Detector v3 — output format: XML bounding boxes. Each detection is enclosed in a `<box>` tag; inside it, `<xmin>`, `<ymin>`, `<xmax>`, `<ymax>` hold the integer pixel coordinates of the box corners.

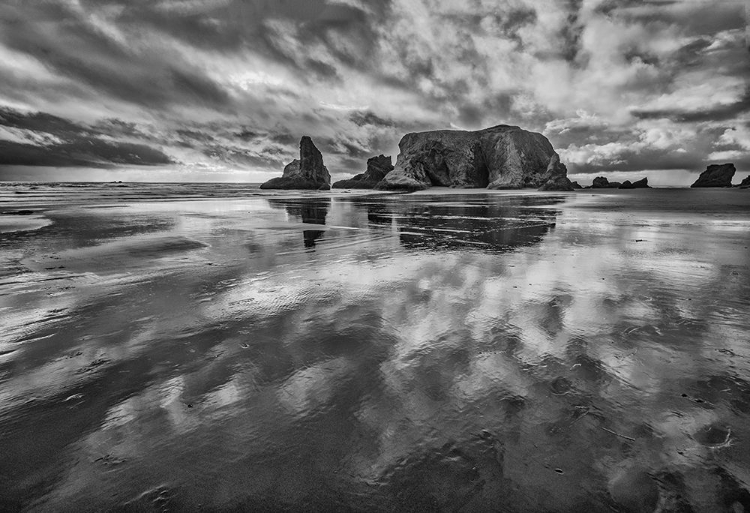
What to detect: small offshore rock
<box><xmin>591</xmin><ymin>176</ymin><xmax>621</xmax><ymax>189</ymax></box>
<box><xmin>332</xmin><ymin>155</ymin><xmax>393</xmax><ymax>189</ymax></box>
<box><xmin>617</xmin><ymin>178</ymin><xmax>650</xmax><ymax>189</ymax></box>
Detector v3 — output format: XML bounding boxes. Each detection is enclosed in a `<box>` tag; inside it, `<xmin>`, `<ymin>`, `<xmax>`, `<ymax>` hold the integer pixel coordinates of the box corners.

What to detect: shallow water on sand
<box><xmin>1</xmin><ymin>184</ymin><xmax>750</xmax><ymax>512</ymax></box>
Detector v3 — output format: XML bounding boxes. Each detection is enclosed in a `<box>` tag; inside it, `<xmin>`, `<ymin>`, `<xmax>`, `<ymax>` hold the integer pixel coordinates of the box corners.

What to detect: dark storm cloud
<box><xmin>350</xmin><ymin>112</ymin><xmax>397</xmax><ymax>129</ymax></box>
<box><xmin>0</xmin><ymin>108</ymin><xmax>173</xmax><ymax>167</ymax></box>
<box><xmin>93</xmin><ymin>119</ymin><xmax>152</xmax><ymax>140</ymax></box>
<box><xmin>572</xmin><ymin>148</ymin><xmax>750</xmax><ymax>175</ymax></box>
<box><xmin>0</xmin><ymin>140</ymin><xmax>173</xmax><ymax>168</ymax></box>
<box><xmin>559</xmin><ymin>0</ymin><xmax>585</xmax><ymax>63</ymax></box>
<box><xmin>175</xmin><ymin>129</ymin><xmax>217</xmax><ymax>145</ymax></box>
<box><xmin>0</xmin><ymin>109</ymin><xmax>91</xmax><ymax>138</ymax></box>
<box><xmin>234</xmin><ymin>129</ymin><xmax>263</xmax><ymax>141</ymax></box>
<box><xmin>0</xmin><ymin>2</ymin><xmax>231</xmax><ymax>110</ymax></box>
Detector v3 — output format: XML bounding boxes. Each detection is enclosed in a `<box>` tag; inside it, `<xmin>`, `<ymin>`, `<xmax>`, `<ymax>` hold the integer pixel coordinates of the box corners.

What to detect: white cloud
<box><xmin>707</xmin><ymin>150</ymin><xmax>745</xmax><ymax>161</ymax></box>
<box><xmin>717</xmin><ymin>126</ymin><xmax>750</xmax><ymax>151</ymax></box>
<box><xmin>0</xmin><ymin>126</ymin><xmax>64</xmax><ymax>146</ymax></box>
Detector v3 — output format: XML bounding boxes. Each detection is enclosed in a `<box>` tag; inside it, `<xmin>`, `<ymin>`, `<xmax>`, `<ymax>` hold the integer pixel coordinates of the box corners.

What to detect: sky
<box><xmin>0</xmin><ymin>0</ymin><xmax>748</xmax><ymax>185</ymax></box>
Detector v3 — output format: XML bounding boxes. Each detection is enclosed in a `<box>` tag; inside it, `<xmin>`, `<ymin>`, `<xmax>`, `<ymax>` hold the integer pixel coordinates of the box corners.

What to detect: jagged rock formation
<box><xmin>591</xmin><ymin>176</ymin><xmax>622</xmax><ymax>189</ymax></box>
<box><xmin>375</xmin><ymin>125</ymin><xmax>573</xmax><ymax>191</ymax></box>
<box><xmin>739</xmin><ymin>175</ymin><xmax>750</xmax><ymax>189</ymax></box>
<box><xmin>538</xmin><ymin>155</ymin><xmax>574</xmax><ymax>191</ymax></box>
<box><xmin>260</xmin><ymin>137</ymin><xmax>331</xmax><ymax>190</ymax></box>
<box><xmin>570</xmin><ymin>181</ymin><xmax>583</xmax><ymax>189</ymax></box>
<box><xmin>332</xmin><ymin>155</ymin><xmax>393</xmax><ymax>189</ymax></box>
<box><xmin>619</xmin><ymin>177</ymin><xmax>650</xmax><ymax>189</ymax></box>
<box><xmin>691</xmin><ymin>163</ymin><xmax>735</xmax><ymax>188</ymax></box>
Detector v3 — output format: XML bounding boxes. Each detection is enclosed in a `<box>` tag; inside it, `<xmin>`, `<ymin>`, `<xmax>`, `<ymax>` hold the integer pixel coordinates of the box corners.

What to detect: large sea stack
<box><xmin>691</xmin><ymin>163</ymin><xmax>735</xmax><ymax>188</ymax></box>
<box><xmin>375</xmin><ymin>125</ymin><xmax>573</xmax><ymax>191</ymax></box>
<box><xmin>260</xmin><ymin>137</ymin><xmax>331</xmax><ymax>190</ymax></box>
<box><xmin>332</xmin><ymin>155</ymin><xmax>393</xmax><ymax>189</ymax></box>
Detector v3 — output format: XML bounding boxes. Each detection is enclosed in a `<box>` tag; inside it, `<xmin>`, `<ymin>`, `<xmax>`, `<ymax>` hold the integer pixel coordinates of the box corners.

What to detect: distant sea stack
<box><xmin>739</xmin><ymin>175</ymin><xmax>750</xmax><ymax>189</ymax></box>
<box><xmin>591</xmin><ymin>176</ymin><xmax>622</xmax><ymax>189</ymax></box>
<box><xmin>332</xmin><ymin>155</ymin><xmax>393</xmax><ymax>189</ymax></box>
<box><xmin>375</xmin><ymin>125</ymin><xmax>574</xmax><ymax>191</ymax></box>
<box><xmin>619</xmin><ymin>177</ymin><xmax>650</xmax><ymax>189</ymax></box>
<box><xmin>691</xmin><ymin>163</ymin><xmax>735</xmax><ymax>188</ymax></box>
<box><xmin>260</xmin><ymin>137</ymin><xmax>331</xmax><ymax>190</ymax></box>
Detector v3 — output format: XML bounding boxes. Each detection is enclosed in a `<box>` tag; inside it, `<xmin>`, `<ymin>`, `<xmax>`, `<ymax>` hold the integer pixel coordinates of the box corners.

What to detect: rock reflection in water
<box><xmin>267</xmin><ymin>196</ymin><xmax>330</xmax><ymax>248</ymax></box>
<box><xmin>364</xmin><ymin>194</ymin><xmax>561</xmax><ymax>251</ymax></box>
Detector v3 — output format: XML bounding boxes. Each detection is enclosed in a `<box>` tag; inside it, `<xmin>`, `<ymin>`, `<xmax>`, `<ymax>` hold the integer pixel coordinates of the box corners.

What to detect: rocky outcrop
<box><xmin>538</xmin><ymin>155</ymin><xmax>574</xmax><ymax>191</ymax></box>
<box><xmin>375</xmin><ymin>125</ymin><xmax>573</xmax><ymax>191</ymax></box>
<box><xmin>570</xmin><ymin>181</ymin><xmax>583</xmax><ymax>189</ymax></box>
<box><xmin>591</xmin><ymin>177</ymin><xmax>622</xmax><ymax>189</ymax></box>
<box><xmin>618</xmin><ymin>178</ymin><xmax>650</xmax><ymax>189</ymax></box>
<box><xmin>592</xmin><ymin>177</ymin><xmax>608</xmax><ymax>188</ymax></box>
<box><xmin>260</xmin><ymin>137</ymin><xmax>331</xmax><ymax>190</ymax></box>
<box><xmin>691</xmin><ymin>163</ymin><xmax>735</xmax><ymax>188</ymax></box>
<box><xmin>739</xmin><ymin>175</ymin><xmax>750</xmax><ymax>189</ymax></box>
<box><xmin>332</xmin><ymin>155</ymin><xmax>393</xmax><ymax>189</ymax></box>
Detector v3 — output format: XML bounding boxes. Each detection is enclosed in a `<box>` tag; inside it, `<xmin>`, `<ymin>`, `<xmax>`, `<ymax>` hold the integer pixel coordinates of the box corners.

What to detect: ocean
<box><xmin>1</xmin><ymin>183</ymin><xmax>749</xmax><ymax>511</ymax></box>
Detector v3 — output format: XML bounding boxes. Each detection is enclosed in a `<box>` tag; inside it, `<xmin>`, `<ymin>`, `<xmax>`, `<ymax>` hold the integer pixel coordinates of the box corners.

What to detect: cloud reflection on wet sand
<box><xmin>0</xmin><ymin>187</ymin><xmax>749</xmax><ymax>511</ymax></box>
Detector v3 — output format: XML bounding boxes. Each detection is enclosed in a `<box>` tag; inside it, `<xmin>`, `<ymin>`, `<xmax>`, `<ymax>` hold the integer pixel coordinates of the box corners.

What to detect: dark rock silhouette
<box><xmin>260</xmin><ymin>137</ymin><xmax>331</xmax><ymax>190</ymax></box>
<box><xmin>538</xmin><ymin>155</ymin><xmax>574</xmax><ymax>191</ymax></box>
<box><xmin>618</xmin><ymin>178</ymin><xmax>650</xmax><ymax>189</ymax></box>
<box><xmin>691</xmin><ymin>163</ymin><xmax>735</xmax><ymax>188</ymax></box>
<box><xmin>570</xmin><ymin>181</ymin><xmax>583</xmax><ymax>189</ymax></box>
<box><xmin>592</xmin><ymin>177</ymin><xmax>607</xmax><ymax>188</ymax></box>
<box><xmin>737</xmin><ymin>175</ymin><xmax>750</xmax><ymax>189</ymax></box>
<box><xmin>591</xmin><ymin>177</ymin><xmax>621</xmax><ymax>189</ymax></box>
<box><xmin>332</xmin><ymin>155</ymin><xmax>393</xmax><ymax>189</ymax></box>
<box><xmin>376</xmin><ymin>125</ymin><xmax>573</xmax><ymax>191</ymax></box>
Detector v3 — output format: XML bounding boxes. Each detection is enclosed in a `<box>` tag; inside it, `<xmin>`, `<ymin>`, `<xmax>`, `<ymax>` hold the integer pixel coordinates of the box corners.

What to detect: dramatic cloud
<box><xmin>0</xmin><ymin>0</ymin><xmax>747</xmax><ymax>184</ymax></box>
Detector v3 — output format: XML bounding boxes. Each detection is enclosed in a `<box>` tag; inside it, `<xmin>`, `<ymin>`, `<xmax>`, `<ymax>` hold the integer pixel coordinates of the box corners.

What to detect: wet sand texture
<box><xmin>0</xmin><ymin>184</ymin><xmax>749</xmax><ymax>512</ymax></box>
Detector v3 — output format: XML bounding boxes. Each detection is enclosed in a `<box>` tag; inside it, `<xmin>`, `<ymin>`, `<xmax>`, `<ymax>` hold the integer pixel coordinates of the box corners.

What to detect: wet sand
<box><xmin>1</xmin><ymin>184</ymin><xmax>749</xmax><ymax>511</ymax></box>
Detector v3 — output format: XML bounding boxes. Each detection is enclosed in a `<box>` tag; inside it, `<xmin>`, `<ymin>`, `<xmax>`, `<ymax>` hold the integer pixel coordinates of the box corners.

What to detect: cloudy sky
<box><xmin>0</xmin><ymin>0</ymin><xmax>747</xmax><ymax>185</ymax></box>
